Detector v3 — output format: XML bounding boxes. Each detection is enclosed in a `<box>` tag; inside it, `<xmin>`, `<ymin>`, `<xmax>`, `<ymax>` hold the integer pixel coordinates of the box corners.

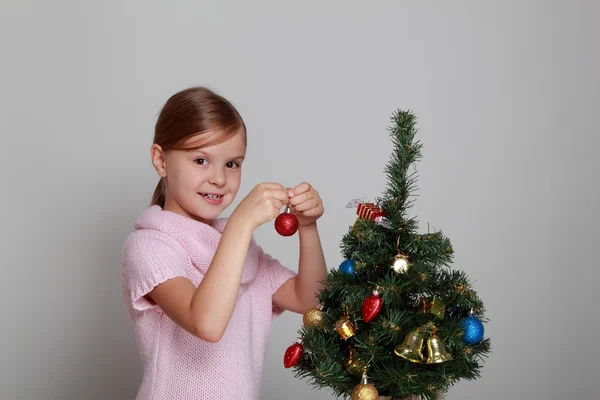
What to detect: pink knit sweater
<box><xmin>121</xmin><ymin>206</ymin><xmax>297</xmax><ymax>399</ymax></box>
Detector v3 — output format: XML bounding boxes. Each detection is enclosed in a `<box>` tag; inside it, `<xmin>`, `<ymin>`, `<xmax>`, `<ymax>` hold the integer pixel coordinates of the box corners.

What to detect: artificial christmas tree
<box><xmin>284</xmin><ymin>110</ymin><xmax>491</xmax><ymax>400</ymax></box>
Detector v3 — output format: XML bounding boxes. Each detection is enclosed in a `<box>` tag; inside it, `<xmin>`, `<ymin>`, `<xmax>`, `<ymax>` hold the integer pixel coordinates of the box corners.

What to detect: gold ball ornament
<box><xmin>391</xmin><ymin>253</ymin><xmax>410</xmax><ymax>273</ymax></box>
<box><xmin>352</xmin><ymin>372</ymin><xmax>379</xmax><ymax>400</ymax></box>
<box><xmin>351</xmin><ymin>384</ymin><xmax>378</xmax><ymax>400</ymax></box>
<box><xmin>303</xmin><ymin>305</ymin><xmax>324</xmax><ymax>328</ymax></box>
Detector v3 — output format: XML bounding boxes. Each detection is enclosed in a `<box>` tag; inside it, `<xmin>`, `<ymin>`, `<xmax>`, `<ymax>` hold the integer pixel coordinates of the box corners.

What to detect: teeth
<box><xmin>203</xmin><ymin>194</ymin><xmax>222</xmax><ymax>200</ymax></box>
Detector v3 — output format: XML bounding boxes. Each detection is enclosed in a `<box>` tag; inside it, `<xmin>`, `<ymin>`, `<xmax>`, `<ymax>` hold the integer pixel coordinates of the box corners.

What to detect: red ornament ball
<box><xmin>362</xmin><ymin>290</ymin><xmax>383</xmax><ymax>323</ymax></box>
<box><xmin>283</xmin><ymin>340</ymin><xmax>303</xmax><ymax>368</ymax></box>
<box><xmin>275</xmin><ymin>208</ymin><xmax>298</xmax><ymax>236</ymax></box>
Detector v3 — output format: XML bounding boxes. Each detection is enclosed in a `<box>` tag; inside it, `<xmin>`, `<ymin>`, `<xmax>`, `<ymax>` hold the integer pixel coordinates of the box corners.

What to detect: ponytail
<box><xmin>151</xmin><ymin>179</ymin><xmax>166</xmax><ymax>208</ymax></box>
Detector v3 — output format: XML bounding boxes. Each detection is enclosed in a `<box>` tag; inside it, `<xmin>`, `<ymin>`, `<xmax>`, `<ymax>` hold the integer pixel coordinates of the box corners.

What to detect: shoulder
<box><xmin>123</xmin><ymin>229</ymin><xmax>184</xmax><ymax>253</ymax></box>
<box><xmin>122</xmin><ymin>229</ymin><xmax>188</xmax><ymax>268</ymax></box>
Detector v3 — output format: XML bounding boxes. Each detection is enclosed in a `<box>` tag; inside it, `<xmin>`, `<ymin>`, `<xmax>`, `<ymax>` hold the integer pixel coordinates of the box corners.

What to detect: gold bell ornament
<box><xmin>352</xmin><ymin>371</ymin><xmax>379</xmax><ymax>400</ymax></box>
<box><xmin>394</xmin><ymin>329</ymin><xmax>425</xmax><ymax>363</ymax></box>
<box><xmin>425</xmin><ymin>334</ymin><xmax>453</xmax><ymax>364</ymax></box>
<box><xmin>303</xmin><ymin>304</ymin><xmax>324</xmax><ymax>328</ymax></box>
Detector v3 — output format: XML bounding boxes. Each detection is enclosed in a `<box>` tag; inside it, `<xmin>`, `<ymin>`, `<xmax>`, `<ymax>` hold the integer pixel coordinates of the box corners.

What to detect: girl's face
<box><xmin>155</xmin><ymin>131</ymin><xmax>246</xmax><ymax>223</ymax></box>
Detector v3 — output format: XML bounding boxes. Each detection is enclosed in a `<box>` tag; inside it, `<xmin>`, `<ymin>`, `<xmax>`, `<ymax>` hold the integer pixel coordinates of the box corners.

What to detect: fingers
<box><xmin>258</xmin><ymin>182</ymin><xmax>287</xmax><ymax>191</ymax></box>
<box><xmin>284</xmin><ymin>182</ymin><xmax>325</xmax><ymax>223</ymax></box>
<box><xmin>268</xmin><ymin>188</ymin><xmax>290</xmax><ymax>205</ymax></box>
<box><xmin>271</xmin><ymin>198</ymin><xmax>284</xmax><ymax>211</ymax></box>
<box><xmin>289</xmin><ymin>182</ymin><xmax>311</xmax><ymax>196</ymax></box>
<box><xmin>255</xmin><ymin>183</ymin><xmax>289</xmax><ymax>205</ymax></box>
<box><xmin>289</xmin><ymin>190</ymin><xmax>313</xmax><ymax>206</ymax></box>
<box><xmin>256</xmin><ymin>182</ymin><xmax>320</xmax><ymax>210</ymax></box>
<box><xmin>296</xmin><ymin>205</ymin><xmax>324</xmax><ymax>218</ymax></box>
<box><xmin>289</xmin><ymin>183</ymin><xmax>321</xmax><ymax>210</ymax></box>
<box><xmin>292</xmin><ymin>197</ymin><xmax>321</xmax><ymax>212</ymax></box>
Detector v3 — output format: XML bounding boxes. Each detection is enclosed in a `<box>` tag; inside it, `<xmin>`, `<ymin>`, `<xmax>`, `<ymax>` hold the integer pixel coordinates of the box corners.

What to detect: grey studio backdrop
<box><xmin>1</xmin><ymin>1</ymin><xmax>598</xmax><ymax>399</ymax></box>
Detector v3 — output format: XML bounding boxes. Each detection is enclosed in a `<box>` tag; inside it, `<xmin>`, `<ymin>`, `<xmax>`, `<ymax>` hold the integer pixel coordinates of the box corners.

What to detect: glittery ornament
<box><xmin>361</xmin><ymin>289</ymin><xmax>383</xmax><ymax>323</ymax></box>
<box><xmin>275</xmin><ymin>205</ymin><xmax>298</xmax><ymax>236</ymax></box>
<box><xmin>461</xmin><ymin>314</ymin><xmax>484</xmax><ymax>344</ymax></box>
<box><xmin>352</xmin><ymin>372</ymin><xmax>379</xmax><ymax>400</ymax></box>
<box><xmin>303</xmin><ymin>305</ymin><xmax>324</xmax><ymax>328</ymax></box>
<box><xmin>283</xmin><ymin>338</ymin><xmax>303</xmax><ymax>368</ymax></box>
<box><xmin>339</xmin><ymin>259</ymin><xmax>356</xmax><ymax>276</ymax></box>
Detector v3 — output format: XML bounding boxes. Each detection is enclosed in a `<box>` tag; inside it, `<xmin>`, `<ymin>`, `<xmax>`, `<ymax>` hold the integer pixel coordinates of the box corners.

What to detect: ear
<box><xmin>150</xmin><ymin>144</ymin><xmax>168</xmax><ymax>178</ymax></box>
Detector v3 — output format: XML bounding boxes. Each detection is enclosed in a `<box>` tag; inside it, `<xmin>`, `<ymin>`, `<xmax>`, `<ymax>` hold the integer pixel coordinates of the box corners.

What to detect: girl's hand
<box><xmin>230</xmin><ymin>183</ymin><xmax>290</xmax><ymax>231</ymax></box>
<box><xmin>288</xmin><ymin>182</ymin><xmax>324</xmax><ymax>227</ymax></box>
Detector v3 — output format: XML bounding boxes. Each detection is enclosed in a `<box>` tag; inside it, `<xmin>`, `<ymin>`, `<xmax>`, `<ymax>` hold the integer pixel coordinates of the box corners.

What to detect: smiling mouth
<box><xmin>199</xmin><ymin>193</ymin><xmax>224</xmax><ymax>200</ymax></box>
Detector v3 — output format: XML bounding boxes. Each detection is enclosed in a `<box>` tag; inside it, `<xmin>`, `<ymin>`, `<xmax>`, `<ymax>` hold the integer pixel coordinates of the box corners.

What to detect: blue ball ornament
<box><xmin>461</xmin><ymin>315</ymin><xmax>484</xmax><ymax>344</ymax></box>
<box><xmin>338</xmin><ymin>259</ymin><xmax>355</xmax><ymax>276</ymax></box>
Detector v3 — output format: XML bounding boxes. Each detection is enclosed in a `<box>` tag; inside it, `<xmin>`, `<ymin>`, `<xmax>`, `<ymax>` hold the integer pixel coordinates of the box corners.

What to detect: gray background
<box><xmin>1</xmin><ymin>1</ymin><xmax>598</xmax><ymax>399</ymax></box>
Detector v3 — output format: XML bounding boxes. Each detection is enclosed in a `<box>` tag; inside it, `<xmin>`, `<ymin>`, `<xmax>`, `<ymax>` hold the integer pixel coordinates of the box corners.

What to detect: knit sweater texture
<box><xmin>121</xmin><ymin>206</ymin><xmax>297</xmax><ymax>399</ymax></box>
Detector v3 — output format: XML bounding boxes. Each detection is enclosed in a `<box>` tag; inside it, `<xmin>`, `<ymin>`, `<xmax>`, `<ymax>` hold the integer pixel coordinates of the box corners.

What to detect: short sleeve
<box><xmin>257</xmin><ymin>246</ymin><xmax>297</xmax><ymax>320</ymax></box>
<box><xmin>121</xmin><ymin>230</ymin><xmax>189</xmax><ymax>311</ymax></box>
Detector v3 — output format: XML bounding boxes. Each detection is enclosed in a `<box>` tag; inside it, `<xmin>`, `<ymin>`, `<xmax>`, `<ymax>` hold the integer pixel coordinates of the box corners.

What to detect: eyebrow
<box><xmin>189</xmin><ymin>150</ymin><xmax>245</xmax><ymax>160</ymax></box>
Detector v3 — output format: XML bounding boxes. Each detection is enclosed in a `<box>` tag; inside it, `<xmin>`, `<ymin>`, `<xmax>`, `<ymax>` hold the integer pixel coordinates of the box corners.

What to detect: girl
<box><xmin>121</xmin><ymin>87</ymin><xmax>328</xmax><ymax>399</ymax></box>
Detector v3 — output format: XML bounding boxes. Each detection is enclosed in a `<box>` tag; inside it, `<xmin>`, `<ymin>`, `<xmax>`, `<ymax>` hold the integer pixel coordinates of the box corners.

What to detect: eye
<box><xmin>194</xmin><ymin>158</ymin><xmax>207</xmax><ymax>165</ymax></box>
<box><xmin>226</xmin><ymin>161</ymin><xmax>241</xmax><ymax>169</ymax></box>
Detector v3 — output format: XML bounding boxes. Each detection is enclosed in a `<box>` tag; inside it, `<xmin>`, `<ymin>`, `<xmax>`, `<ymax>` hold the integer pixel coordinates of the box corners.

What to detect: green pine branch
<box><xmin>290</xmin><ymin>110</ymin><xmax>491</xmax><ymax>399</ymax></box>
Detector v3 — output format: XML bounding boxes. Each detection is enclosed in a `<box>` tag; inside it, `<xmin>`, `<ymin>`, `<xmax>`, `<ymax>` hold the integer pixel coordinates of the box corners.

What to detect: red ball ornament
<box><xmin>283</xmin><ymin>338</ymin><xmax>303</xmax><ymax>368</ymax></box>
<box><xmin>362</xmin><ymin>289</ymin><xmax>383</xmax><ymax>323</ymax></box>
<box><xmin>275</xmin><ymin>205</ymin><xmax>298</xmax><ymax>236</ymax></box>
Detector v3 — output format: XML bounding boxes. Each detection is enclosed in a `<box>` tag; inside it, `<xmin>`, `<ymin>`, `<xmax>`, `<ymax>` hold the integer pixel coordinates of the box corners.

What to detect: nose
<box><xmin>208</xmin><ymin>166</ymin><xmax>226</xmax><ymax>187</ymax></box>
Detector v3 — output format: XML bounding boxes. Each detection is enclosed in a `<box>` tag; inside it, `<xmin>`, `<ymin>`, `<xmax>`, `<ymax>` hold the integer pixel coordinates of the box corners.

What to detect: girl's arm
<box><xmin>296</xmin><ymin>223</ymin><xmax>328</xmax><ymax>307</ymax></box>
<box><xmin>273</xmin><ymin>182</ymin><xmax>327</xmax><ymax>313</ymax></box>
<box><xmin>273</xmin><ymin>222</ymin><xmax>327</xmax><ymax>313</ymax></box>
<box><xmin>147</xmin><ymin>218</ymin><xmax>253</xmax><ymax>342</ymax></box>
<box><xmin>148</xmin><ymin>183</ymin><xmax>289</xmax><ymax>342</ymax></box>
